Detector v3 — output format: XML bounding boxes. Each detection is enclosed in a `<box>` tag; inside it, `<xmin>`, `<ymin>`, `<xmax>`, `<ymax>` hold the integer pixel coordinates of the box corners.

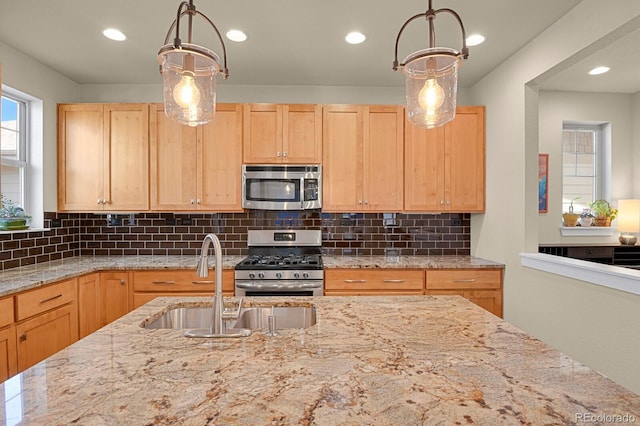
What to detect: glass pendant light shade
<box><xmin>403</xmin><ymin>48</ymin><xmax>461</xmax><ymax>128</ymax></box>
<box><xmin>158</xmin><ymin>0</ymin><xmax>229</xmax><ymax>127</ymax></box>
<box><xmin>159</xmin><ymin>44</ymin><xmax>220</xmax><ymax>126</ymax></box>
<box><xmin>393</xmin><ymin>0</ymin><xmax>468</xmax><ymax>129</ymax></box>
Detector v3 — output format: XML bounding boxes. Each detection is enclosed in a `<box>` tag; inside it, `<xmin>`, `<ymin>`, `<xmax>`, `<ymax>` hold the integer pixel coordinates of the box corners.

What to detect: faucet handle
<box><xmin>222</xmin><ymin>297</ymin><xmax>244</xmax><ymax>320</ymax></box>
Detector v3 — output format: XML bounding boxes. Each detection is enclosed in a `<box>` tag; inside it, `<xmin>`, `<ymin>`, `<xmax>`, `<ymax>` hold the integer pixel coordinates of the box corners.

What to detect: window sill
<box><xmin>560</xmin><ymin>226</ymin><xmax>614</xmax><ymax>237</ymax></box>
<box><xmin>0</xmin><ymin>227</ymin><xmax>50</xmax><ymax>235</ymax></box>
<box><xmin>520</xmin><ymin>252</ymin><xmax>640</xmax><ymax>296</ymax></box>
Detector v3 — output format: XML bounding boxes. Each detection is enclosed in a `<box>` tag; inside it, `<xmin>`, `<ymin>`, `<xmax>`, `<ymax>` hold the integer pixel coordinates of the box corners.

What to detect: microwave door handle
<box><xmin>300</xmin><ymin>178</ymin><xmax>305</xmax><ymax>209</ymax></box>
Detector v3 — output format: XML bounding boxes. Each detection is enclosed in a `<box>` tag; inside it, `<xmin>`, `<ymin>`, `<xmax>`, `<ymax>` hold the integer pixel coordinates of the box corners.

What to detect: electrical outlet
<box><xmin>451</xmin><ymin>218</ymin><xmax>462</xmax><ymax>226</ymax></box>
<box><xmin>181</xmin><ymin>217</ymin><xmax>193</xmax><ymax>226</ymax></box>
<box><xmin>107</xmin><ymin>214</ymin><xmax>122</xmax><ymax>226</ymax></box>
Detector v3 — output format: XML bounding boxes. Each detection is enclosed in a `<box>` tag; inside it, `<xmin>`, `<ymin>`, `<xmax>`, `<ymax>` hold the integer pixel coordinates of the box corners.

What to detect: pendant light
<box><xmin>393</xmin><ymin>0</ymin><xmax>469</xmax><ymax>129</ymax></box>
<box><xmin>158</xmin><ymin>0</ymin><xmax>229</xmax><ymax>127</ymax></box>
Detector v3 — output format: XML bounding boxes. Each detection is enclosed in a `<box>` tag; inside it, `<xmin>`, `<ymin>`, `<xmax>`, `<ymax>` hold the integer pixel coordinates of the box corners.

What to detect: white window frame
<box><xmin>561</xmin><ymin>121</ymin><xmax>610</xmax><ymax>214</ymax></box>
<box><xmin>1</xmin><ymin>92</ymin><xmax>29</xmax><ymax>211</ymax></box>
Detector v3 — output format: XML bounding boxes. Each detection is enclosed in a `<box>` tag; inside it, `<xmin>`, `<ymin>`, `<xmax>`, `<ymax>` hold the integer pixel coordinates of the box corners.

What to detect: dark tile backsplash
<box><xmin>1</xmin><ymin>211</ymin><xmax>470</xmax><ymax>271</ymax></box>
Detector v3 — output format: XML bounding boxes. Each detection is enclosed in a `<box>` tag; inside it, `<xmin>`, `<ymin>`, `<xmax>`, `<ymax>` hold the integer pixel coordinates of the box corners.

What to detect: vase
<box><xmin>578</xmin><ymin>216</ymin><xmax>593</xmax><ymax>227</ymax></box>
<box><xmin>562</xmin><ymin>213</ymin><xmax>580</xmax><ymax>227</ymax></box>
<box><xmin>593</xmin><ymin>217</ymin><xmax>611</xmax><ymax>227</ymax></box>
<box><xmin>0</xmin><ymin>217</ymin><xmax>29</xmax><ymax>231</ymax></box>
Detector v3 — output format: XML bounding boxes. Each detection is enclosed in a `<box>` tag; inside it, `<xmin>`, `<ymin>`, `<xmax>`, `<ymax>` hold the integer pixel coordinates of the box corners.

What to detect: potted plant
<box><xmin>579</xmin><ymin>208</ymin><xmax>593</xmax><ymax>227</ymax></box>
<box><xmin>590</xmin><ymin>199</ymin><xmax>617</xmax><ymax>227</ymax></box>
<box><xmin>562</xmin><ymin>197</ymin><xmax>581</xmax><ymax>226</ymax></box>
<box><xmin>0</xmin><ymin>193</ymin><xmax>31</xmax><ymax>231</ymax></box>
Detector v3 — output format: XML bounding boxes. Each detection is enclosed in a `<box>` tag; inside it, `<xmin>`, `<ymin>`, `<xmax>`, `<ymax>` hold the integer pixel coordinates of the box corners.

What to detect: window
<box><xmin>1</xmin><ymin>94</ymin><xmax>28</xmax><ymax>211</ymax></box>
<box><xmin>562</xmin><ymin>122</ymin><xmax>609</xmax><ymax>214</ymax></box>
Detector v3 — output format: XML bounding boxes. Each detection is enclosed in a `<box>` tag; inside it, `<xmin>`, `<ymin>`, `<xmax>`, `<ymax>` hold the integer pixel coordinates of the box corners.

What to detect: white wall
<box><xmin>470</xmin><ymin>0</ymin><xmax>640</xmax><ymax>394</ymax></box>
<box><xmin>538</xmin><ymin>90</ymin><xmax>634</xmax><ymax>244</ymax></box>
<box><xmin>0</xmin><ymin>41</ymin><xmax>79</xmax><ymax>213</ymax></box>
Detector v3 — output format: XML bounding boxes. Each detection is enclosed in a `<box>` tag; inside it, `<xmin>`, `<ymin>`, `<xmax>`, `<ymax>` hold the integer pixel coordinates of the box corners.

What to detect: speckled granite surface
<box><xmin>0</xmin><ymin>255</ymin><xmax>503</xmax><ymax>297</ymax></box>
<box><xmin>1</xmin><ymin>295</ymin><xmax>637</xmax><ymax>425</ymax></box>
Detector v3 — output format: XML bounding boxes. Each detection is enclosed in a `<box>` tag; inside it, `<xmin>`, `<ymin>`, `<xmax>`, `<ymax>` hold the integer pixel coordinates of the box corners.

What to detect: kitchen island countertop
<box><xmin>1</xmin><ymin>295</ymin><xmax>638</xmax><ymax>424</ymax></box>
<box><xmin>0</xmin><ymin>254</ymin><xmax>503</xmax><ymax>297</ymax></box>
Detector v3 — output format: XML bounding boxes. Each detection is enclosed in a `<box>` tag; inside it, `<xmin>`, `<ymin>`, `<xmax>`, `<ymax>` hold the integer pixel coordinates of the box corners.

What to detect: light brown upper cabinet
<box><xmin>404</xmin><ymin>106</ymin><xmax>485</xmax><ymax>212</ymax></box>
<box><xmin>58</xmin><ymin>104</ymin><xmax>150</xmax><ymax>211</ymax></box>
<box><xmin>243</xmin><ymin>104</ymin><xmax>322</xmax><ymax>164</ymax></box>
<box><xmin>322</xmin><ymin>105</ymin><xmax>404</xmax><ymax>212</ymax></box>
<box><xmin>150</xmin><ymin>103</ymin><xmax>243</xmax><ymax>211</ymax></box>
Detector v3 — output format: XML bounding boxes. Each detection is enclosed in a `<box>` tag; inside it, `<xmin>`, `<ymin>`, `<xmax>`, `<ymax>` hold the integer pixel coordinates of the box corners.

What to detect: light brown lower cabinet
<box><xmin>15</xmin><ymin>278</ymin><xmax>79</xmax><ymax>373</ymax></box>
<box><xmin>0</xmin><ymin>325</ymin><xmax>17</xmax><ymax>383</ymax></box>
<box><xmin>324</xmin><ymin>269</ymin><xmax>425</xmax><ymax>295</ymax></box>
<box><xmin>132</xmin><ymin>269</ymin><xmax>235</xmax><ymax>309</ymax></box>
<box><xmin>425</xmin><ymin>269</ymin><xmax>503</xmax><ymax>318</ymax></box>
<box><xmin>78</xmin><ymin>272</ymin><xmax>130</xmax><ymax>339</ymax></box>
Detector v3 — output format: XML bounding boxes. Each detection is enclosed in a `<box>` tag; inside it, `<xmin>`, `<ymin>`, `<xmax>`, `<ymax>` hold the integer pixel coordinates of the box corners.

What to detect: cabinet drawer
<box><xmin>133</xmin><ymin>270</ymin><xmax>234</xmax><ymax>293</ymax></box>
<box><xmin>426</xmin><ymin>269</ymin><xmax>502</xmax><ymax>290</ymax></box>
<box><xmin>567</xmin><ymin>246</ymin><xmax>614</xmax><ymax>260</ymax></box>
<box><xmin>15</xmin><ymin>279</ymin><xmax>76</xmax><ymax>321</ymax></box>
<box><xmin>325</xmin><ymin>269</ymin><xmax>424</xmax><ymax>291</ymax></box>
<box><xmin>0</xmin><ymin>297</ymin><xmax>14</xmax><ymax>328</ymax></box>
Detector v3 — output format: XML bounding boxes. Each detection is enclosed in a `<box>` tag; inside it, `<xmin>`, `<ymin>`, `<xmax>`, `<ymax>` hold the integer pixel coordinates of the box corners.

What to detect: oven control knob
<box><xmin>276</xmin><ymin>272</ymin><xmax>282</xmax><ymax>279</ymax></box>
<box><xmin>294</xmin><ymin>272</ymin><xmax>300</xmax><ymax>279</ymax></box>
<box><xmin>258</xmin><ymin>272</ymin><xmax>265</xmax><ymax>279</ymax></box>
<box><xmin>249</xmin><ymin>273</ymin><xmax>255</xmax><ymax>279</ymax></box>
<box><xmin>303</xmin><ymin>272</ymin><xmax>309</xmax><ymax>279</ymax></box>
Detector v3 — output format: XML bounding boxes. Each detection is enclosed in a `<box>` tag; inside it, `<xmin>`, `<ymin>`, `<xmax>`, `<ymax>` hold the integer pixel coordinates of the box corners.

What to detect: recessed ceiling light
<box><xmin>226</xmin><ymin>29</ymin><xmax>247</xmax><ymax>42</ymax></box>
<box><xmin>103</xmin><ymin>28</ymin><xmax>126</xmax><ymax>41</ymax></box>
<box><xmin>466</xmin><ymin>34</ymin><xmax>485</xmax><ymax>47</ymax></box>
<box><xmin>346</xmin><ymin>32</ymin><xmax>366</xmax><ymax>45</ymax></box>
<box><xmin>588</xmin><ymin>66</ymin><xmax>610</xmax><ymax>75</ymax></box>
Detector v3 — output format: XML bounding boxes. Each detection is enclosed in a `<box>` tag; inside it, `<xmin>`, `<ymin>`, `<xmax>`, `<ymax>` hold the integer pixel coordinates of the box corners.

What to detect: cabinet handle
<box><xmin>151</xmin><ymin>281</ymin><xmax>176</xmax><ymax>285</ymax></box>
<box><xmin>453</xmin><ymin>279</ymin><xmax>476</xmax><ymax>283</ymax></box>
<box><xmin>97</xmin><ymin>199</ymin><xmax>102</xmax><ymax>205</ymax></box>
<box><xmin>446</xmin><ymin>200</ymin><xmax>450</xmax><ymax>205</ymax></box>
<box><xmin>20</xmin><ymin>334</ymin><xmax>26</xmax><ymax>342</ymax></box>
<box><xmin>440</xmin><ymin>200</ymin><xmax>444</xmax><ymax>205</ymax></box>
<box><xmin>383</xmin><ymin>279</ymin><xmax>406</xmax><ymax>283</ymax></box>
<box><xmin>358</xmin><ymin>200</ymin><xmax>362</xmax><ymax>205</ymax></box>
<box><xmin>283</xmin><ymin>151</ymin><xmax>288</xmax><ymax>157</ymax></box>
<box><xmin>120</xmin><ymin>279</ymin><xmax>126</xmax><ymax>286</ymax></box>
<box><xmin>364</xmin><ymin>200</ymin><xmax>369</xmax><ymax>205</ymax></box>
<box><xmin>344</xmin><ymin>279</ymin><xmax>367</xmax><ymax>283</ymax></box>
<box><xmin>190</xmin><ymin>199</ymin><xmax>195</xmax><ymax>205</ymax></box>
<box><xmin>196</xmin><ymin>198</ymin><xmax>201</xmax><ymax>205</ymax></box>
<box><xmin>277</xmin><ymin>151</ymin><xmax>281</xmax><ymax>157</ymax></box>
<box><xmin>191</xmin><ymin>280</ymin><xmax>214</xmax><ymax>285</ymax></box>
<box><xmin>39</xmin><ymin>294</ymin><xmax>63</xmax><ymax>304</ymax></box>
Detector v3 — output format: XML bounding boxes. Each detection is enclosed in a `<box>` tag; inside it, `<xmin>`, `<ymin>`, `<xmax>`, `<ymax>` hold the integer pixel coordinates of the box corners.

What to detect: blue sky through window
<box><xmin>2</xmin><ymin>97</ymin><xmax>18</xmax><ymax>121</ymax></box>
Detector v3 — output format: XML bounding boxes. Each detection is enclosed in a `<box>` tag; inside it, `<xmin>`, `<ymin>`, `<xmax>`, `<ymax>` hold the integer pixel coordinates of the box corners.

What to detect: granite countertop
<box><xmin>2</xmin><ymin>295</ymin><xmax>638</xmax><ymax>424</ymax></box>
<box><xmin>0</xmin><ymin>255</ymin><xmax>503</xmax><ymax>298</ymax></box>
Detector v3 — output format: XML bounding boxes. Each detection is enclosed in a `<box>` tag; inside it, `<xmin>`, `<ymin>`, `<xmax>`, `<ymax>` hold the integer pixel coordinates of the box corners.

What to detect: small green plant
<box><xmin>567</xmin><ymin>196</ymin><xmax>580</xmax><ymax>214</ymax></box>
<box><xmin>590</xmin><ymin>199</ymin><xmax>617</xmax><ymax>221</ymax></box>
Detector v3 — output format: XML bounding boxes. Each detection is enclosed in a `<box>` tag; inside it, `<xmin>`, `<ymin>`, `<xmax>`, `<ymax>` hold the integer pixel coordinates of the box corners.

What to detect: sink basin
<box><xmin>234</xmin><ymin>306</ymin><xmax>316</xmax><ymax>329</ymax></box>
<box><xmin>144</xmin><ymin>305</ymin><xmax>316</xmax><ymax>330</ymax></box>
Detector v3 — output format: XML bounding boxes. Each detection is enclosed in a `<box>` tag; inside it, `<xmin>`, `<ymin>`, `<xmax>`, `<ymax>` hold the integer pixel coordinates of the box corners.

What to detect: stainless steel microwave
<box><xmin>242</xmin><ymin>164</ymin><xmax>322</xmax><ymax>210</ymax></box>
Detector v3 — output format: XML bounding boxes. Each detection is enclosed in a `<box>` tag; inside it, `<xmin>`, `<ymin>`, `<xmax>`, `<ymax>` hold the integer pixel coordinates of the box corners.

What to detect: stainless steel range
<box><xmin>234</xmin><ymin>229</ymin><xmax>323</xmax><ymax>296</ymax></box>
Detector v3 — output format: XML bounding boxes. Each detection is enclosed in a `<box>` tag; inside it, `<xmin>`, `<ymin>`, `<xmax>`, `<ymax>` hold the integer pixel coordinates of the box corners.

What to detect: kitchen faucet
<box><xmin>185</xmin><ymin>233</ymin><xmax>251</xmax><ymax>338</ymax></box>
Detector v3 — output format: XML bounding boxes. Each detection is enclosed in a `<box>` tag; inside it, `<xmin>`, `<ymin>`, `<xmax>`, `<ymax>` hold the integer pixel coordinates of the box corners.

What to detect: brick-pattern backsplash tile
<box><xmin>1</xmin><ymin>210</ymin><xmax>470</xmax><ymax>271</ymax></box>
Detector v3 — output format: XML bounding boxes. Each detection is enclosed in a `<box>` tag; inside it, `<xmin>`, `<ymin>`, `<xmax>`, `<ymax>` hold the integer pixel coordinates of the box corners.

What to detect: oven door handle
<box><xmin>235</xmin><ymin>282</ymin><xmax>322</xmax><ymax>290</ymax></box>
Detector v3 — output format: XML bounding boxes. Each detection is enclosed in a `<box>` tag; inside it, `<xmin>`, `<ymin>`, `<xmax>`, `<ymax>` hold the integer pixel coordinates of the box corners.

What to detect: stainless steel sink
<box><xmin>234</xmin><ymin>306</ymin><xmax>316</xmax><ymax>329</ymax></box>
<box><xmin>144</xmin><ymin>305</ymin><xmax>316</xmax><ymax>330</ymax></box>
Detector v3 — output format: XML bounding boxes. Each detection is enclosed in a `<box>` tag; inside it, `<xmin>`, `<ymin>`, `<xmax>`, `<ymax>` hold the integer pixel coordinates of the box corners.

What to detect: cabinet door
<box><xmin>0</xmin><ymin>326</ymin><xmax>17</xmax><ymax>383</ymax></box>
<box><xmin>104</xmin><ymin>104</ymin><xmax>149</xmax><ymax>211</ymax></box>
<box><xmin>363</xmin><ymin>106</ymin><xmax>404</xmax><ymax>211</ymax></box>
<box><xmin>58</xmin><ymin>104</ymin><xmax>105</xmax><ymax>211</ymax></box>
<box><xmin>78</xmin><ymin>273</ymin><xmax>101</xmax><ymax>338</ymax></box>
<box><xmin>322</xmin><ymin>105</ymin><xmax>363</xmax><ymax>212</ymax></box>
<box><xmin>150</xmin><ymin>103</ymin><xmax>198</xmax><ymax>210</ymax></box>
<box><xmin>16</xmin><ymin>304</ymin><xmax>78</xmax><ymax>372</ymax></box>
<box><xmin>199</xmin><ymin>104</ymin><xmax>243</xmax><ymax>211</ymax></box>
<box><xmin>243</xmin><ymin>104</ymin><xmax>282</xmax><ymax>163</ymax></box>
<box><xmin>446</xmin><ymin>106</ymin><xmax>485</xmax><ymax>212</ymax></box>
<box><xmin>100</xmin><ymin>272</ymin><xmax>130</xmax><ymax>326</ymax></box>
<box><xmin>404</xmin><ymin>122</ymin><xmax>446</xmax><ymax>211</ymax></box>
<box><xmin>283</xmin><ymin>104</ymin><xmax>322</xmax><ymax>163</ymax></box>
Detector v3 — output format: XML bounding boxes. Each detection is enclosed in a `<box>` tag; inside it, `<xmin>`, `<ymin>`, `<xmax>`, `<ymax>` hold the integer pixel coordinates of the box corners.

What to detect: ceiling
<box><xmin>5</xmin><ymin>0</ymin><xmax>630</xmax><ymax>93</ymax></box>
